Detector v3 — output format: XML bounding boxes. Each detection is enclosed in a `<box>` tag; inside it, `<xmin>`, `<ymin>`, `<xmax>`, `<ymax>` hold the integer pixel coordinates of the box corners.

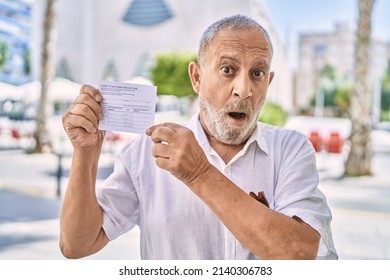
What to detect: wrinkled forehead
<box><xmin>200</xmin><ymin>28</ymin><xmax>273</xmax><ymax>64</ymax></box>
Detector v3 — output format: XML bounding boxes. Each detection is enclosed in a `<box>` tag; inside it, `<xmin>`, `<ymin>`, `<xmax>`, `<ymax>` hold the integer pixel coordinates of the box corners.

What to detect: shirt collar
<box><xmin>244</xmin><ymin>123</ymin><xmax>270</xmax><ymax>156</ymax></box>
<box><xmin>186</xmin><ymin>113</ymin><xmax>270</xmax><ymax>156</ymax></box>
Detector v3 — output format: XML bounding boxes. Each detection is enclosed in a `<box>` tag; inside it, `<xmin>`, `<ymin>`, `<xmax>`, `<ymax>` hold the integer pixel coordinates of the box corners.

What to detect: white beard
<box><xmin>199</xmin><ymin>95</ymin><xmax>263</xmax><ymax>145</ymax></box>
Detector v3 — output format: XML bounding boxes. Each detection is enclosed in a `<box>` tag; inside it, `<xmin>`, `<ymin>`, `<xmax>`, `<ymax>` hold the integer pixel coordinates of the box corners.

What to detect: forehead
<box><xmin>206</xmin><ymin>28</ymin><xmax>271</xmax><ymax>61</ymax></box>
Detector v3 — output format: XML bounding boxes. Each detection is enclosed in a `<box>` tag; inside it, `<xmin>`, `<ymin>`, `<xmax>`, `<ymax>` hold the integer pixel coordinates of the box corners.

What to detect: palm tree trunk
<box><xmin>345</xmin><ymin>0</ymin><xmax>375</xmax><ymax>176</ymax></box>
<box><xmin>33</xmin><ymin>0</ymin><xmax>56</xmax><ymax>153</ymax></box>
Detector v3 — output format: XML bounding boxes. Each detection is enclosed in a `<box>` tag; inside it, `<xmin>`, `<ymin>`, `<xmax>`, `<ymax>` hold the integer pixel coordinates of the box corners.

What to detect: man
<box><xmin>60</xmin><ymin>15</ymin><xmax>337</xmax><ymax>260</ymax></box>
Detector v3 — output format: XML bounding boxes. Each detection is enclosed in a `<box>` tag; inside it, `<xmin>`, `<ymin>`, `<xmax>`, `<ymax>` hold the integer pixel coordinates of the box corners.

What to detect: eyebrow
<box><xmin>219</xmin><ymin>55</ymin><xmax>238</xmax><ymax>63</ymax></box>
<box><xmin>219</xmin><ymin>55</ymin><xmax>270</xmax><ymax>69</ymax></box>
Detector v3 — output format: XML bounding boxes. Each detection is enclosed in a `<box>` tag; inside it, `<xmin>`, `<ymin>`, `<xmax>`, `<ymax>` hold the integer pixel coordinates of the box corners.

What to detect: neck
<box><xmin>198</xmin><ymin>115</ymin><xmax>247</xmax><ymax>164</ymax></box>
<box><xmin>206</xmin><ymin>134</ymin><xmax>246</xmax><ymax>164</ymax></box>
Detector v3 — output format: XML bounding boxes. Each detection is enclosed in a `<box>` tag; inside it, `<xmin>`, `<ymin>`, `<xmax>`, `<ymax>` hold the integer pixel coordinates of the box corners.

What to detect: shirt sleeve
<box><xmin>96</xmin><ymin>143</ymin><xmax>140</xmax><ymax>241</ymax></box>
<box><xmin>273</xmin><ymin>132</ymin><xmax>338</xmax><ymax>260</ymax></box>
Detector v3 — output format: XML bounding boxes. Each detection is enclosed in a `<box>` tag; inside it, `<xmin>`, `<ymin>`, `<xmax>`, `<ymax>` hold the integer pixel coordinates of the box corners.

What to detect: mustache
<box><xmin>221</xmin><ymin>100</ymin><xmax>253</xmax><ymax>114</ymax></box>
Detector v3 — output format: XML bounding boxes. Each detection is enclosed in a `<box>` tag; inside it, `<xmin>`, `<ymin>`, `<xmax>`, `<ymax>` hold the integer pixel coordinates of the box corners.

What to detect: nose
<box><xmin>232</xmin><ymin>73</ymin><xmax>252</xmax><ymax>100</ymax></box>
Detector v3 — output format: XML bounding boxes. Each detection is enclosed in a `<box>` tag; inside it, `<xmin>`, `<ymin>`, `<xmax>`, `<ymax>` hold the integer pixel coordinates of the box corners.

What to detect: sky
<box><xmin>264</xmin><ymin>0</ymin><xmax>390</xmax><ymax>67</ymax></box>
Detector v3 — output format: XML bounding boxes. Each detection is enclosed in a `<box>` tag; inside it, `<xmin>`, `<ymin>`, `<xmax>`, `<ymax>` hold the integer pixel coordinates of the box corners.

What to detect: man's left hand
<box><xmin>146</xmin><ymin>123</ymin><xmax>211</xmax><ymax>185</ymax></box>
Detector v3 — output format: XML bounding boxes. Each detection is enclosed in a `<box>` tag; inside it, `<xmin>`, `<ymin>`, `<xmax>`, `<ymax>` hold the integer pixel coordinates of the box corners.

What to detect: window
<box><xmin>314</xmin><ymin>44</ymin><xmax>326</xmax><ymax>55</ymax></box>
<box><xmin>56</xmin><ymin>58</ymin><xmax>73</xmax><ymax>80</ymax></box>
<box><xmin>102</xmin><ymin>60</ymin><xmax>118</xmax><ymax>81</ymax></box>
<box><xmin>122</xmin><ymin>0</ymin><xmax>173</xmax><ymax>28</ymax></box>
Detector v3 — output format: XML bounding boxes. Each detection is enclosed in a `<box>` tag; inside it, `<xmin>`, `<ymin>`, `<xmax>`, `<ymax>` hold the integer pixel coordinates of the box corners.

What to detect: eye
<box><xmin>253</xmin><ymin>70</ymin><xmax>265</xmax><ymax>79</ymax></box>
<box><xmin>221</xmin><ymin>66</ymin><xmax>234</xmax><ymax>75</ymax></box>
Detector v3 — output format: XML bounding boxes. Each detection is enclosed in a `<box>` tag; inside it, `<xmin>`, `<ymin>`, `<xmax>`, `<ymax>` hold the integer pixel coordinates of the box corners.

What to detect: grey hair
<box><xmin>198</xmin><ymin>14</ymin><xmax>273</xmax><ymax>64</ymax></box>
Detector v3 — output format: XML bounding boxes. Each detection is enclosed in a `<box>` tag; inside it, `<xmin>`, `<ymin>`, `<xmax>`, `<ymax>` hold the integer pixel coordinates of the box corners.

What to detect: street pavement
<box><xmin>0</xmin><ymin>142</ymin><xmax>390</xmax><ymax>260</ymax></box>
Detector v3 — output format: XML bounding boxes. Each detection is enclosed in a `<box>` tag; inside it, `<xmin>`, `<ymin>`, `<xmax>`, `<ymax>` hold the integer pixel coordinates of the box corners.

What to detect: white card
<box><xmin>98</xmin><ymin>80</ymin><xmax>157</xmax><ymax>134</ymax></box>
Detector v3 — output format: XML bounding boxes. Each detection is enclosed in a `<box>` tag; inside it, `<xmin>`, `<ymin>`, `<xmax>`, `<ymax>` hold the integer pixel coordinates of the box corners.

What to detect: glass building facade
<box><xmin>0</xmin><ymin>0</ymin><xmax>32</xmax><ymax>85</ymax></box>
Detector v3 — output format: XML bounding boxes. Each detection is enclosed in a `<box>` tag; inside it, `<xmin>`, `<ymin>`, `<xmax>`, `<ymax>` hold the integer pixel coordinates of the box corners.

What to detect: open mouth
<box><xmin>228</xmin><ymin>112</ymin><xmax>247</xmax><ymax>120</ymax></box>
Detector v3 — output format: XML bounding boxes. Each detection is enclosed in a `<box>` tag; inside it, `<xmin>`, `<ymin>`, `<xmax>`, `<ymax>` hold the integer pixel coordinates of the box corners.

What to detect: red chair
<box><xmin>327</xmin><ymin>132</ymin><xmax>343</xmax><ymax>153</ymax></box>
<box><xmin>11</xmin><ymin>128</ymin><xmax>21</xmax><ymax>140</ymax></box>
<box><xmin>308</xmin><ymin>131</ymin><xmax>323</xmax><ymax>152</ymax></box>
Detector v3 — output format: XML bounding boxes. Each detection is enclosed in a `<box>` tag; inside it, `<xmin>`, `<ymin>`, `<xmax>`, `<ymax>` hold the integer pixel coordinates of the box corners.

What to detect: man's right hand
<box><xmin>62</xmin><ymin>84</ymin><xmax>105</xmax><ymax>149</ymax></box>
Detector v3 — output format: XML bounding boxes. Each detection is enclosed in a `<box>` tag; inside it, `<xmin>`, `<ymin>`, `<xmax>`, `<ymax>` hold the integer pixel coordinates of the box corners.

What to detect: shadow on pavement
<box><xmin>0</xmin><ymin>234</ymin><xmax>56</xmax><ymax>251</ymax></box>
<box><xmin>45</xmin><ymin>165</ymin><xmax>114</xmax><ymax>180</ymax></box>
<box><xmin>0</xmin><ymin>189</ymin><xmax>61</xmax><ymax>223</ymax></box>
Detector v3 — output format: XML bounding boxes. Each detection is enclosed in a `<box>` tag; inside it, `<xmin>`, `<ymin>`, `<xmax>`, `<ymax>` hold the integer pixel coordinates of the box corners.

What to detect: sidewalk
<box><xmin>318</xmin><ymin>152</ymin><xmax>390</xmax><ymax>259</ymax></box>
<box><xmin>0</xmin><ymin>148</ymin><xmax>390</xmax><ymax>259</ymax></box>
<box><xmin>0</xmin><ymin>149</ymin><xmax>141</xmax><ymax>260</ymax></box>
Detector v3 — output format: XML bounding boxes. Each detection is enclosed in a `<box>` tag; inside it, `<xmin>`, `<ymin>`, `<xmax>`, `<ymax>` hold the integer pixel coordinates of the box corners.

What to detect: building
<box><xmin>295</xmin><ymin>22</ymin><xmax>390</xmax><ymax>111</ymax></box>
<box><xmin>32</xmin><ymin>0</ymin><xmax>293</xmax><ymax>111</ymax></box>
<box><xmin>0</xmin><ymin>0</ymin><xmax>32</xmax><ymax>85</ymax></box>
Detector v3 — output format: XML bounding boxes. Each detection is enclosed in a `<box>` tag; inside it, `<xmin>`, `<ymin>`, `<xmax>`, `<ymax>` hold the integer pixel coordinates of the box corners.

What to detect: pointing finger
<box><xmin>146</xmin><ymin>122</ymin><xmax>180</xmax><ymax>136</ymax></box>
<box><xmin>149</xmin><ymin>126</ymin><xmax>177</xmax><ymax>144</ymax></box>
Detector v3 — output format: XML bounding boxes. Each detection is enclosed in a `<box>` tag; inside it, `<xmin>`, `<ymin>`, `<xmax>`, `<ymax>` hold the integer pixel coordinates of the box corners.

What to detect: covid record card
<box><xmin>98</xmin><ymin>80</ymin><xmax>157</xmax><ymax>134</ymax></box>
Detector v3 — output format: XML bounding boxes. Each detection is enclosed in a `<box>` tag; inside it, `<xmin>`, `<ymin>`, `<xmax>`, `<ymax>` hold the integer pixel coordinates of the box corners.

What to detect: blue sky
<box><xmin>264</xmin><ymin>0</ymin><xmax>390</xmax><ymax>67</ymax></box>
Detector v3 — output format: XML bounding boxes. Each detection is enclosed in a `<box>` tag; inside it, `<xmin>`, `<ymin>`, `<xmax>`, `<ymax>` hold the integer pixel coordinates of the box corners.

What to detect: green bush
<box><xmin>151</xmin><ymin>52</ymin><xmax>197</xmax><ymax>98</ymax></box>
<box><xmin>0</xmin><ymin>41</ymin><xmax>7</xmax><ymax>69</ymax></box>
<box><xmin>259</xmin><ymin>102</ymin><xmax>288</xmax><ymax>127</ymax></box>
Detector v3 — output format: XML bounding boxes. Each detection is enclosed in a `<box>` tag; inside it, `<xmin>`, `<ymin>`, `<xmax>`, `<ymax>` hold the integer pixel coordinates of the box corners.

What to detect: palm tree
<box><xmin>33</xmin><ymin>0</ymin><xmax>56</xmax><ymax>152</ymax></box>
<box><xmin>345</xmin><ymin>0</ymin><xmax>375</xmax><ymax>176</ymax></box>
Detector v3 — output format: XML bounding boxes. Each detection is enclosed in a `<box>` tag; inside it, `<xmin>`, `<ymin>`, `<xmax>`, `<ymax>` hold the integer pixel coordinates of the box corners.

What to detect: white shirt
<box><xmin>97</xmin><ymin>114</ymin><xmax>338</xmax><ymax>259</ymax></box>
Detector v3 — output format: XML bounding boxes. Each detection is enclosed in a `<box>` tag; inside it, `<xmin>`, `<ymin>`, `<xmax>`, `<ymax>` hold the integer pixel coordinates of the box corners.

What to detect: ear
<box><xmin>188</xmin><ymin>61</ymin><xmax>201</xmax><ymax>94</ymax></box>
<box><xmin>268</xmin><ymin>71</ymin><xmax>275</xmax><ymax>86</ymax></box>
